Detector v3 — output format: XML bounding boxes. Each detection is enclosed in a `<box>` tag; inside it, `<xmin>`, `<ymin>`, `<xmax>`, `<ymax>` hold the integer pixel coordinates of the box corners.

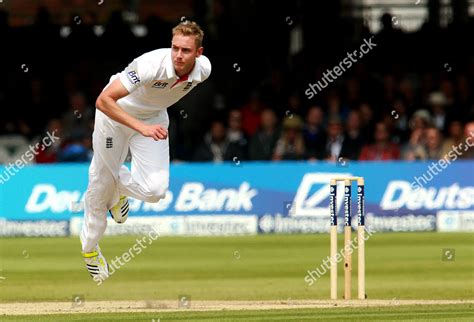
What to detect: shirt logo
<box><xmin>127</xmin><ymin>70</ymin><xmax>140</xmax><ymax>84</ymax></box>
<box><xmin>106</xmin><ymin>137</ymin><xmax>113</xmax><ymax>148</ymax></box>
<box><xmin>152</xmin><ymin>81</ymin><xmax>168</xmax><ymax>89</ymax></box>
<box><xmin>183</xmin><ymin>82</ymin><xmax>193</xmax><ymax>91</ymax></box>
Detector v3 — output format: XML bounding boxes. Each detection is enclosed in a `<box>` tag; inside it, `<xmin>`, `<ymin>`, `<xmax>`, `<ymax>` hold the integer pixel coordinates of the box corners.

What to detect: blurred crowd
<box><xmin>191</xmin><ymin>91</ymin><xmax>474</xmax><ymax>162</ymax></box>
<box><xmin>0</xmin><ymin>2</ymin><xmax>473</xmax><ymax>164</ymax></box>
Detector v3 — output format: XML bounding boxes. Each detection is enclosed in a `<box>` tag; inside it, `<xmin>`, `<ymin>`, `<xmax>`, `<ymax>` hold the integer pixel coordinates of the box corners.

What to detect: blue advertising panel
<box><xmin>0</xmin><ymin>161</ymin><xmax>473</xmax><ymax>233</ymax></box>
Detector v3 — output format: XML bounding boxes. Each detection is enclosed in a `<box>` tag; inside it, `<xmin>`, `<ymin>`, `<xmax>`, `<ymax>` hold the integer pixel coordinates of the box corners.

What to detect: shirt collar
<box><xmin>188</xmin><ymin>60</ymin><xmax>202</xmax><ymax>82</ymax></box>
<box><xmin>165</xmin><ymin>51</ymin><xmax>176</xmax><ymax>79</ymax></box>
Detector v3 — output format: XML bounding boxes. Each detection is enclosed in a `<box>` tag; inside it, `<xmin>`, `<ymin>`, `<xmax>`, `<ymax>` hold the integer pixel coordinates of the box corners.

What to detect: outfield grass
<box><xmin>0</xmin><ymin>304</ymin><xmax>473</xmax><ymax>321</ymax></box>
<box><xmin>0</xmin><ymin>232</ymin><xmax>472</xmax><ymax>303</ymax></box>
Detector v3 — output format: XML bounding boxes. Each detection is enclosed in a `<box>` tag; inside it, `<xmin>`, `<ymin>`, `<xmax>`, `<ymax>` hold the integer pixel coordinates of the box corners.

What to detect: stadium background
<box><xmin>0</xmin><ymin>1</ymin><xmax>473</xmax><ymax>320</ymax></box>
<box><xmin>0</xmin><ymin>0</ymin><xmax>472</xmax><ymax>236</ymax></box>
<box><xmin>0</xmin><ymin>0</ymin><xmax>473</xmax><ymax>163</ymax></box>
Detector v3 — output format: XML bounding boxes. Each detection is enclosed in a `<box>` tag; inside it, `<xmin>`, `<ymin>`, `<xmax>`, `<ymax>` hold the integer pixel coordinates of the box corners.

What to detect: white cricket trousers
<box><xmin>80</xmin><ymin>109</ymin><xmax>169</xmax><ymax>252</ymax></box>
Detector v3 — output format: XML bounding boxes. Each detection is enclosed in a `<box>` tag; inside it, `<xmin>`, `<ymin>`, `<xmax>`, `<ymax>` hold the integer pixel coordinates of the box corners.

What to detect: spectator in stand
<box><xmin>61</xmin><ymin>91</ymin><xmax>94</xmax><ymax>140</ymax></box>
<box><xmin>391</xmin><ymin>98</ymin><xmax>410</xmax><ymax>143</ymax></box>
<box><xmin>401</xmin><ymin>128</ymin><xmax>427</xmax><ymax>160</ymax></box>
<box><xmin>375</xmin><ymin>13</ymin><xmax>404</xmax><ymax>68</ymax></box>
<box><xmin>326</xmin><ymin>90</ymin><xmax>349</xmax><ymax>122</ymax></box>
<box><xmin>359</xmin><ymin>103</ymin><xmax>375</xmax><ymax>143</ymax></box>
<box><xmin>404</xmin><ymin>110</ymin><xmax>432</xmax><ymax>159</ymax></box>
<box><xmin>302</xmin><ymin>106</ymin><xmax>326</xmax><ymax>160</ymax></box>
<box><xmin>273</xmin><ymin>116</ymin><xmax>305</xmax><ymax>160</ymax></box>
<box><xmin>461</xmin><ymin>121</ymin><xmax>474</xmax><ymax>159</ymax></box>
<box><xmin>58</xmin><ymin>129</ymin><xmax>91</xmax><ymax>162</ymax></box>
<box><xmin>409</xmin><ymin>109</ymin><xmax>432</xmax><ymax>132</ymax></box>
<box><xmin>382</xmin><ymin>111</ymin><xmax>400</xmax><ymax>144</ymax></box>
<box><xmin>427</xmin><ymin>92</ymin><xmax>449</xmax><ymax>133</ymax></box>
<box><xmin>423</xmin><ymin>127</ymin><xmax>444</xmax><ymax>160</ymax></box>
<box><xmin>283</xmin><ymin>92</ymin><xmax>304</xmax><ymax>118</ymax></box>
<box><xmin>359</xmin><ymin>122</ymin><xmax>400</xmax><ymax>160</ymax></box>
<box><xmin>344</xmin><ymin>110</ymin><xmax>365</xmax><ymax>159</ymax></box>
<box><xmin>441</xmin><ymin>120</ymin><xmax>464</xmax><ymax>159</ymax></box>
<box><xmin>194</xmin><ymin>120</ymin><xmax>245</xmax><ymax>162</ymax></box>
<box><xmin>240</xmin><ymin>91</ymin><xmax>268</xmax><ymax>137</ymax></box>
<box><xmin>35</xmin><ymin>119</ymin><xmax>64</xmax><ymax>163</ymax></box>
<box><xmin>439</xmin><ymin>79</ymin><xmax>456</xmax><ymax>108</ymax></box>
<box><xmin>324</xmin><ymin>116</ymin><xmax>358</xmax><ymax>162</ymax></box>
<box><xmin>226</xmin><ymin>109</ymin><xmax>248</xmax><ymax>160</ymax></box>
<box><xmin>249</xmin><ymin>108</ymin><xmax>280</xmax><ymax>160</ymax></box>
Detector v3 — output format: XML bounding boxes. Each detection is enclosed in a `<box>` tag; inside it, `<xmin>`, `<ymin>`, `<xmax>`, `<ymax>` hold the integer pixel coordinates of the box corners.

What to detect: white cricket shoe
<box><xmin>82</xmin><ymin>246</ymin><xmax>109</xmax><ymax>283</ymax></box>
<box><xmin>109</xmin><ymin>195</ymin><xmax>129</xmax><ymax>224</ymax></box>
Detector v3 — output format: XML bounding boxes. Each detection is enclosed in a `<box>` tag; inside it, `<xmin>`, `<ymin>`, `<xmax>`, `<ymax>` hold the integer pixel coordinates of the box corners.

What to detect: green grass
<box><xmin>1</xmin><ymin>304</ymin><xmax>473</xmax><ymax>321</ymax></box>
<box><xmin>0</xmin><ymin>232</ymin><xmax>473</xmax><ymax>320</ymax></box>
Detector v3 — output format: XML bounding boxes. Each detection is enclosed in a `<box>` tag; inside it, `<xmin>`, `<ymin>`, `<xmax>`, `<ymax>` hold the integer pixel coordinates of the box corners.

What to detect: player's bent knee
<box><xmin>145</xmin><ymin>184</ymin><xmax>168</xmax><ymax>203</ymax></box>
<box><xmin>144</xmin><ymin>175</ymin><xmax>169</xmax><ymax>203</ymax></box>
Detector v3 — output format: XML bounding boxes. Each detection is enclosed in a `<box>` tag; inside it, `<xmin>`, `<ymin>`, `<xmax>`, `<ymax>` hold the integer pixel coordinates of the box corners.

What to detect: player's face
<box><xmin>171</xmin><ymin>34</ymin><xmax>203</xmax><ymax>77</ymax></box>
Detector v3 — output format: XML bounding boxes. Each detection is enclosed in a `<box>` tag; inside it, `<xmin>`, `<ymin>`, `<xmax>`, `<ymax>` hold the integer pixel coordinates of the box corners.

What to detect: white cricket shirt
<box><xmin>109</xmin><ymin>48</ymin><xmax>211</xmax><ymax>119</ymax></box>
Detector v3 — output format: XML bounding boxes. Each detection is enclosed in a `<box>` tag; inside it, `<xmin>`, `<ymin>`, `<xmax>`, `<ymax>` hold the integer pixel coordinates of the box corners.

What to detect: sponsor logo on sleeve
<box><xmin>127</xmin><ymin>70</ymin><xmax>140</xmax><ymax>84</ymax></box>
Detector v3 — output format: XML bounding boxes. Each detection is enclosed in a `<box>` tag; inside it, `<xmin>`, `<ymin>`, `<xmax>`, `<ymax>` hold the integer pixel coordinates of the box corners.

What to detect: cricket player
<box><xmin>80</xmin><ymin>21</ymin><xmax>211</xmax><ymax>281</ymax></box>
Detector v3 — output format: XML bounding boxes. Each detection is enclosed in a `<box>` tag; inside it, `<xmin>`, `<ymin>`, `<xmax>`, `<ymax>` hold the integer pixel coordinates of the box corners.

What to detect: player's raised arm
<box><xmin>95</xmin><ymin>78</ymin><xmax>168</xmax><ymax>141</ymax></box>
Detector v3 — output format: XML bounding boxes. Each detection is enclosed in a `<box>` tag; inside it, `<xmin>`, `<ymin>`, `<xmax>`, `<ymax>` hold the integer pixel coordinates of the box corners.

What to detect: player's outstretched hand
<box><xmin>140</xmin><ymin>124</ymin><xmax>168</xmax><ymax>140</ymax></box>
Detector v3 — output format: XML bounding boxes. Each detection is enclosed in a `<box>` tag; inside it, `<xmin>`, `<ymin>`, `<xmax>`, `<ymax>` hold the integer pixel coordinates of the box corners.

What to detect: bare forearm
<box><xmin>96</xmin><ymin>96</ymin><xmax>145</xmax><ymax>134</ymax></box>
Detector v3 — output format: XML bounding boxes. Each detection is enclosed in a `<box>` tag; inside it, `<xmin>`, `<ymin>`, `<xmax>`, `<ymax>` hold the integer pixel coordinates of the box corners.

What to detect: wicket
<box><xmin>329</xmin><ymin>176</ymin><xmax>365</xmax><ymax>300</ymax></box>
